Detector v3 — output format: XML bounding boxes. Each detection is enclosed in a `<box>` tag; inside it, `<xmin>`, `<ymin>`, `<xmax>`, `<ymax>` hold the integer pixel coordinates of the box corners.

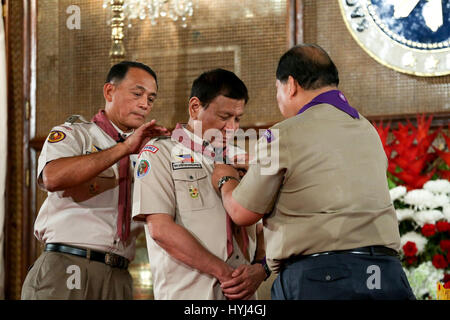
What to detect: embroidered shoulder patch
<box><xmin>139</xmin><ymin>145</ymin><xmax>159</xmax><ymax>157</ymax></box>
<box><xmin>137</xmin><ymin>160</ymin><xmax>151</xmax><ymax>178</ymax></box>
<box><xmin>48</xmin><ymin>130</ymin><xmax>66</xmax><ymax>143</ymax></box>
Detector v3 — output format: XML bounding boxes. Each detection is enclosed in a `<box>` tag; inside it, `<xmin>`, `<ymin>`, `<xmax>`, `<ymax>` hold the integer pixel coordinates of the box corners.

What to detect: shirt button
<box><xmin>189</xmin><ymin>175</ymin><xmax>194</xmax><ymax>180</ymax></box>
<box><xmin>236</xmin><ymin>255</ymin><xmax>239</xmax><ymax>259</ymax></box>
<box><xmin>325</xmin><ymin>275</ymin><xmax>331</xmax><ymax>281</ymax></box>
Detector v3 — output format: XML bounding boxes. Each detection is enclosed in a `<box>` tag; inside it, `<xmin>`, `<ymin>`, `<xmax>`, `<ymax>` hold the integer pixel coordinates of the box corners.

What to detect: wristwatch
<box><xmin>252</xmin><ymin>256</ymin><xmax>272</xmax><ymax>281</ymax></box>
<box><xmin>217</xmin><ymin>176</ymin><xmax>240</xmax><ymax>192</ymax></box>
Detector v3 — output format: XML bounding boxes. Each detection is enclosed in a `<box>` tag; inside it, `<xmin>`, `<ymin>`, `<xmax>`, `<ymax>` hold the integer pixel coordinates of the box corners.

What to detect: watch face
<box><xmin>339</xmin><ymin>0</ymin><xmax>450</xmax><ymax>76</ymax></box>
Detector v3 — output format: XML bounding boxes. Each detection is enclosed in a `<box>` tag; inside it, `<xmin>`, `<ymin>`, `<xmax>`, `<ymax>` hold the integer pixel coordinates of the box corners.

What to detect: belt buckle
<box><xmin>105</xmin><ymin>253</ymin><xmax>118</xmax><ymax>267</ymax></box>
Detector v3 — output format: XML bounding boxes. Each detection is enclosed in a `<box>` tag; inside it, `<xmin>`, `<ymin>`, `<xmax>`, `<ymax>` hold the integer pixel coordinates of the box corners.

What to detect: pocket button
<box><xmin>325</xmin><ymin>275</ymin><xmax>331</xmax><ymax>281</ymax></box>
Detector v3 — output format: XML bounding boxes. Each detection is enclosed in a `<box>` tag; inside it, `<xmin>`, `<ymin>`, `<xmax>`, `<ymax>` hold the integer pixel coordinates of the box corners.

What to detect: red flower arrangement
<box><xmin>441</xmin><ymin>240</ymin><xmax>450</xmax><ymax>252</ymax></box>
<box><xmin>372</xmin><ymin>115</ymin><xmax>445</xmax><ymax>190</ymax></box>
<box><xmin>436</xmin><ymin>221</ymin><xmax>450</xmax><ymax>233</ymax></box>
<box><xmin>422</xmin><ymin>224</ymin><xmax>436</xmax><ymax>237</ymax></box>
<box><xmin>403</xmin><ymin>241</ymin><xmax>418</xmax><ymax>257</ymax></box>
<box><xmin>374</xmin><ymin>114</ymin><xmax>450</xmax><ymax>299</ymax></box>
<box><xmin>433</xmin><ymin>254</ymin><xmax>449</xmax><ymax>269</ymax></box>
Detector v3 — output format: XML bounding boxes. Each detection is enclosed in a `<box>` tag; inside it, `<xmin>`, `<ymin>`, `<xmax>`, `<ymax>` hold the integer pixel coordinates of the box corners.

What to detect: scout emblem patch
<box><xmin>137</xmin><ymin>160</ymin><xmax>151</xmax><ymax>178</ymax></box>
<box><xmin>189</xmin><ymin>185</ymin><xmax>199</xmax><ymax>199</ymax></box>
<box><xmin>48</xmin><ymin>130</ymin><xmax>66</xmax><ymax>143</ymax></box>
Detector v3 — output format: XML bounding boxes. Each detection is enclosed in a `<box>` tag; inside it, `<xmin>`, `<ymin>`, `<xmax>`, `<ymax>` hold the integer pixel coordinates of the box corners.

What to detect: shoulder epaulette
<box><xmin>153</xmin><ymin>135</ymin><xmax>171</xmax><ymax>142</ymax></box>
<box><xmin>64</xmin><ymin>114</ymin><xmax>91</xmax><ymax>125</ymax></box>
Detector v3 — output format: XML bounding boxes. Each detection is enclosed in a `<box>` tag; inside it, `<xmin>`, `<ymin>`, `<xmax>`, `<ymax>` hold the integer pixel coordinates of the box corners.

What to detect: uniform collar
<box><xmin>110</xmin><ymin>120</ymin><xmax>134</xmax><ymax>139</ymax></box>
<box><xmin>171</xmin><ymin>123</ymin><xmax>217</xmax><ymax>159</ymax></box>
<box><xmin>297</xmin><ymin>90</ymin><xmax>359</xmax><ymax>119</ymax></box>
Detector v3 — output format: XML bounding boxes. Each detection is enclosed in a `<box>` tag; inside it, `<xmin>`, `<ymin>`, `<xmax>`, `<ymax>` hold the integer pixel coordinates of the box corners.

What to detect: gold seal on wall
<box><xmin>338</xmin><ymin>0</ymin><xmax>450</xmax><ymax>76</ymax></box>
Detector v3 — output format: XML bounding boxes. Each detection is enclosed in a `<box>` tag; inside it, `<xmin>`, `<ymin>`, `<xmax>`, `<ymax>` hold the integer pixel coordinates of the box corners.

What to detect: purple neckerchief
<box><xmin>297</xmin><ymin>90</ymin><xmax>359</xmax><ymax>119</ymax></box>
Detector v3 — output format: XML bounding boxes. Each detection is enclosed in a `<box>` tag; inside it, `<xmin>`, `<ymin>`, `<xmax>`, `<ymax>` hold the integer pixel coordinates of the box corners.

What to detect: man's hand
<box><xmin>123</xmin><ymin>119</ymin><xmax>170</xmax><ymax>154</ymax></box>
<box><xmin>216</xmin><ymin>264</ymin><xmax>235</xmax><ymax>287</ymax></box>
<box><xmin>230</xmin><ymin>154</ymin><xmax>250</xmax><ymax>178</ymax></box>
<box><xmin>212</xmin><ymin>164</ymin><xmax>240</xmax><ymax>193</ymax></box>
<box><xmin>220</xmin><ymin>264</ymin><xmax>266</xmax><ymax>300</ymax></box>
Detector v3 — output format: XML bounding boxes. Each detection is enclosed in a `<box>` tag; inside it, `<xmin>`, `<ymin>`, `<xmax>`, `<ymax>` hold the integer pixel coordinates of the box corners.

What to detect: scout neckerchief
<box><xmin>297</xmin><ymin>89</ymin><xmax>359</xmax><ymax>118</ymax></box>
<box><xmin>172</xmin><ymin>123</ymin><xmax>249</xmax><ymax>258</ymax></box>
<box><xmin>92</xmin><ymin>109</ymin><xmax>131</xmax><ymax>242</ymax></box>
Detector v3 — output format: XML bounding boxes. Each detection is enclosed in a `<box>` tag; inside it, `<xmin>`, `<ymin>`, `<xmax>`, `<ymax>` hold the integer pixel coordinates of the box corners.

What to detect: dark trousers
<box><xmin>271</xmin><ymin>252</ymin><xmax>416</xmax><ymax>300</ymax></box>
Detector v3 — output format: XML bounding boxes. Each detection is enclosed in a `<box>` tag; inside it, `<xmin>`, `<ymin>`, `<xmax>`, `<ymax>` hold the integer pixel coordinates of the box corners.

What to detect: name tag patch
<box><xmin>171</xmin><ymin>162</ymin><xmax>202</xmax><ymax>171</ymax></box>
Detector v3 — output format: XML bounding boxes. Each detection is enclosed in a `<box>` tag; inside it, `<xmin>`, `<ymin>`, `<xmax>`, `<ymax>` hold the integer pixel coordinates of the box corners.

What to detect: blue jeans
<box><xmin>271</xmin><ymin>252</ymin><xmax>416</xmax><ymax>300</ymax></box>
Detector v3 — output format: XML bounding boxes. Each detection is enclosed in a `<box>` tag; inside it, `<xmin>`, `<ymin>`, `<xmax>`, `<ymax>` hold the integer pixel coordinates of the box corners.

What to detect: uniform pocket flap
<box><xmin>172</xmin><ymin>169</ymin><xmax>207</xmax><ymax>181</ymax></box>
<box><xmin>304</xmin><ymin>265</ymin><xmax>351</xmax><ymax>282</ymax></box>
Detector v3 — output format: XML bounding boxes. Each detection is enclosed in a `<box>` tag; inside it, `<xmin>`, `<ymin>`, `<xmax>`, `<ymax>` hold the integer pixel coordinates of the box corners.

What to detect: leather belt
<box><xmin>285</xmin><ymin>246</ymin><xmax>399</xmax><ymax>266</ymax></box>
<box><xmin>45</xmin><ymin>243</ymin><xmax>129</xmax><ymax>269</ymax></box>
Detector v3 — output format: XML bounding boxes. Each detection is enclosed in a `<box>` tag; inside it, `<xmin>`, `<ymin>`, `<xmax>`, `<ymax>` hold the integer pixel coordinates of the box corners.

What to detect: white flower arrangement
<box><xmin>403</xmin><ymin>189</ymin><xmax>437</xmax><ymax>210</ymax></box>
<box><xmin>391</xmin><ymin>179</ymin><xmax>450</xmax><ymax>300</ymax></box>
<box><xmin>389</xmin><ymin>185</ymin><xmax>407</xmax><ymax>201</ymax></box>
<box><xmin>414</xmin><ymin>210</ymin><xmax>445</xmax><ymax>227</ymax></box>
<box><xmin>396</xmin><ymin>208</ymin><xmax>415</xmax><ymax>222</ymax></box>
<box><xmin>403</xmin><ymin>262</ymin><xmax>444</xmax><ymax>300</ymax></box>
<box><xmin>423</xmin><ymin>179</ymin><xmax>450</xmax><ymax>194</ymax></box>
<box><xmin>443</xmin><ymin>204</ymin><xmax>450</xmax><ymax>221</ymax></box>
<box><xmin>400</xmin><ymin>231</ymin><xmax>427</xmax><ymax>254</ymax></box>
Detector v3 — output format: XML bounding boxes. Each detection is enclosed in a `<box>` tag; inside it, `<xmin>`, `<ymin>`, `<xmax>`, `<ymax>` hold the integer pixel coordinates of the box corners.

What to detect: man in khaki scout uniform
<box><xmin>132</xmin><ymin>69</ymin><xmax>269</xmax><ymax>300</ymax></box>
<box><xmin>212</xmin><ymin>44</ymin><xmax>416</xmax><ymax>300</ymax></box>
<box><xmin>21</xmin><ymin>61</ymin><xmax>169</xmax><ymax>299</ymax></box>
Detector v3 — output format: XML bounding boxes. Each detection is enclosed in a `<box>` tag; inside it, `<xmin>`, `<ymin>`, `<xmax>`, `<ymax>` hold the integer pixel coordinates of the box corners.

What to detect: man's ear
<box><xmin>287</xmin><ymin>75</ymin><xmax>300</xmax><ymax>98</ymax></box>
<box><xmin>103</xmin><ymin>82</ymin><xmax>115</xmax><ymax>103</ymax></box>
<box><xmin>188</xmin><ymin>97</ymin><xmax>203</xmax><ymax>120</ymax></box>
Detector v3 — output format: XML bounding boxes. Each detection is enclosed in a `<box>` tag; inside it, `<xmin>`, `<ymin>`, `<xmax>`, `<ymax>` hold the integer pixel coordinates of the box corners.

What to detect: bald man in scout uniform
<box><xmin>21</xmin><ymin>61</ymin><xmax>169</xmax><ymax>300</ymax></box>
<box><xmin>132</xmin><ymin>69</ymin><xmax>269</xmax><ymax>300</ymax></box>
<box><xmin>212</xmin><ymin>45</ymin><xmax>416</xmax><ymax>300</ymax></box>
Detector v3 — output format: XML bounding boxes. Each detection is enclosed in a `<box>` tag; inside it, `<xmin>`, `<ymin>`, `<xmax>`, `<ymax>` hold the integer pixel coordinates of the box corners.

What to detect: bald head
<box><xmin>276</xmin><ymin>44</ymin><xmax>339</xmax><ymax>90</ymax></box>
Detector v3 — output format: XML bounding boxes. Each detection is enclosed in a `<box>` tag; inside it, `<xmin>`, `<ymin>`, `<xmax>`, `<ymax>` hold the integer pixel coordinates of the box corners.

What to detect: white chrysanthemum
<box><xmin>396</xmin><ymin>208</ymin><xmax>415</xmax><ymax>222</ymax></box>
<box><xmin>400</xmin><ymin>231</ymin><xmax>427</xmax><ymax>254</ymax></box>
<box><xmin>404</xmin><ymin>262</ymin><xmax>444</xmax><ymax>300</ymax></box>
<box><xmin>404</xmin><ymin>189</ymin><xmax>436</xmax><ymax>210</ymax></box>
<box><xmin>432</xmin><ymin>193</ymin><xmax>449</xmax><ymax>208</ymax></box>
<box><xmin>423</xmin><ymin>179</ymin><xmax>450</xmax><ymax>194</ymax></box>
<box><xmin>414</xmin><ymin>210</ymin><xmax>444</xmax><ymax>227</ymax></box>
<box><xmin>443</xmin><ymin>204</ymin><xmax>450</xmax><ymax>222</ymax></box>
<box><xmin>390</xmin><ymin>186</ymin><xmax>407</xmax><ymax>202</ymax></box>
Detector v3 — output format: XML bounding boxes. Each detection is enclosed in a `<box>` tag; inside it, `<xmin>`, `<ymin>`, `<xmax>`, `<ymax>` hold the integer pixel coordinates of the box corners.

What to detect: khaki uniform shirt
<box><xmin>35</xmin><ymin>115</ymin><xmax>142</xmax><ymax>261</ymax></box>
<box><xmin>132</xmin><ymin>126</ymin><xmax>258</xmax><ymax>300</ymax></box>
<box><xmin>233</xmin><ymin>104</ymin><xmax>401</xmax><ymax>273</ymax></box>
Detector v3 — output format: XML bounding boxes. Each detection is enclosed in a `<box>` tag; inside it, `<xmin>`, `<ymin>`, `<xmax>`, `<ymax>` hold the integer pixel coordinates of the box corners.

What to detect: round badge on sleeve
<box><xmin>137</xmin><ymin>160</ymin><xmax>151</xmax><ymax>178</ymax></box>
<box><xmin>339</xmin><ymin>0</ymin><xmax>450</xmax><ymax>76</ymax></box>
<box><xmin>47</xmin><ymin>130</ymin><xmax>66</xmax><ymax>143</ymax></box>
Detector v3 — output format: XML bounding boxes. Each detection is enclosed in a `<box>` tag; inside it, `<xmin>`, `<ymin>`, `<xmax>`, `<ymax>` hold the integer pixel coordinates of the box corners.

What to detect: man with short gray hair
<box><xmin>212</xmin><ymin>44</ymin><xmax>416</xmax><ymax>300</ymax></box>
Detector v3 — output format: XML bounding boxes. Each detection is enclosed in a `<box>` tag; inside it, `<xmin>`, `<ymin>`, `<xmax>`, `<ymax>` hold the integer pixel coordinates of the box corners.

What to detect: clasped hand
<box><xmin>220</xmin><ymin>263</ymin><xmax>266</xmax><ymax>300</ymax></box>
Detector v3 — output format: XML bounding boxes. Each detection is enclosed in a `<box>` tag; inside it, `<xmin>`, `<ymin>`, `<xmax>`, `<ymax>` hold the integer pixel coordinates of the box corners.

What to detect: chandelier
<box><xmin>103</xmin><ymin>0</ymin><xmax>194</xmax><ymax>28</ymax></box>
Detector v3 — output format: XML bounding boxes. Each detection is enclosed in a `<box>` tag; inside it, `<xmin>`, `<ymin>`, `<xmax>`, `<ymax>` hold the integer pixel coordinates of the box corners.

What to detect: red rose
<box><xmin>444</xmin><ymin>282</ymin><xmax>450</xmax><ymax>289</ymax></box>
<box><xmin>444</xmin><ymin>274</ymin><xmax>450</xmax><ymax>283</ymax></box>
<box><xmin>432</xmin><ymin>254</ymin><xmax>449</xmax><ymax>269</ymax></box>
<box><xmin>421</xmin><ymin>224</ymin><xmax>436</xmax><ymax>237</ymax></box>
<box><xmin>447</xmin><ymin>252</ymin><xmax>450</xmax><ymax>263</ymax></box>
<box><xmin>436</xmin><ymin>221</ymin><xmax>450</xmax><ymax>233</ymax></box>
<box><xmin>402</xmin><ymin>241</ymin><xmax>418</xmax><ymax>257</ymax></box>
<box><xmin>405</xmin><ymin>256</ymin><xmax>417</xmax><ymax>265</ymax></box>
<box><xmin>440</xmin><ymin>240</ymin><xmax>450</xmax><ymax>252</ymax></box>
